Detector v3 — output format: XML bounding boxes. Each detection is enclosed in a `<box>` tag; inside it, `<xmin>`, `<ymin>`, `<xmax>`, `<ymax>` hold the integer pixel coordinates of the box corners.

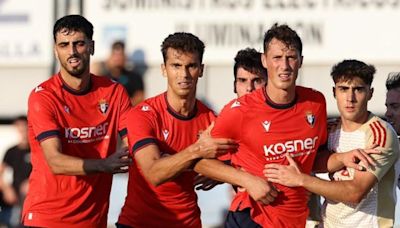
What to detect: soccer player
<box><xmin>193</xmin><ymin>23</ymin><xmax>327</xmax><ymax>228</ymax></box>
<box><xmin>385</xmin><ymin>72</ymin><xmax>400</xmax><ymax>188</ymax></box>
<box><xmin>385</xmin><ymin>72</ymin><xmax>400</xmax><ymax>138</ymax></box>
<box><xmin>265</xmin><ymin>59</ymin><xmax>399</xmax><ymax>227</ymax></box>
<box><xmin>233</xmin><ymin>48</ymin><xmax>267</xmax><ymax>98</ymax></box>
<box><xmin>117</xmin><ymin>32</ymin><xmax>273</xmax><ymax>228</ymax></box>
<box><xmin>22</xmin><ymin>15</ymin><xmax>132</xmax><ymax>228</ymax></box>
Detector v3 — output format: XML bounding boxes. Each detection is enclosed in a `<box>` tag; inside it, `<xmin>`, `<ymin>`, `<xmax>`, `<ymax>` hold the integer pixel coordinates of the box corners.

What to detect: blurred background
<box><xmin>1</xmin><ymin>0</ymin><xmax>400</xmax><ymax>227</ymax></box>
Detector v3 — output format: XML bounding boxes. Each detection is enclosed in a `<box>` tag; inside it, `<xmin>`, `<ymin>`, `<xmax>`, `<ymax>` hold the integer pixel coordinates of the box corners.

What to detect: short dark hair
<box><xmin>233</xmin><ymin>48</ymin><xmax>267</xmax><ymax>81</ymax></box>
<box><xmin>263</xmin><ymin>23</ymin><xmax>302</xmax><ymax>55</ymax></box>
<box><xmin>330</xmin><ymin>59</ymin><xmax>376</xmax><ymax>86</ymax></box>
<box><xmin>161</xmin><ymin>32</ymin><xmax>205</xmax><ymax>63</ymax></box>
<box><xmin>111</xmin><ymin>41</ymin><xmax>125</xmax><ymax>51</ymax></box>
<box><xmin>386</xmin><ymin>72</ymin><xmax>400</xmax><ymax>90</ymax></box>
<box><xmin>14</xmin><ymin>115</ymin><xmax>27</xmax><ymax>123</ymax></box>
<box><xmin>53</xmin><ymin>15</ymin><xmax>93</xmax><ymax>41</ymax></box>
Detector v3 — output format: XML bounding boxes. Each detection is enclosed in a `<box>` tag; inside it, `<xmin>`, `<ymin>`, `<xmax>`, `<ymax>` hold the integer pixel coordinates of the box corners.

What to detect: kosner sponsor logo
<box><xmin>263</xmin><ymin>136</ymin><xmax>318</xmax><ymax>157</ymax></box>
<box><xmin>65</xmin><ymin>122</ymin><xmax>109</xmax><ymax>139</ymax></box>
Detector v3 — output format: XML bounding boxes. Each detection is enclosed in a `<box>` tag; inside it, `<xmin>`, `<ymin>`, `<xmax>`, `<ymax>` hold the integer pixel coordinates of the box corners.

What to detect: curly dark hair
<box><xmin>161</xmin><ymin>32</ymin><xmax>205</xmax><ymax>63</ymax></box>
<box><xmin>53</xmin><ymin>15</ymin><xmax>93</xmax><ymax>41</ymax></box>
<box><xmin>330</xmin><ymin>59</ymin><xmax>375</xmax><ymax>86</ymax></box>
<box><xmin>263</xmin><ymin>23</ymin><xmax>302</xmax><ymax>55</ymax></box>
<box><xmin>386</xmin><ymin>72</ymin><xmax>400</xmax><ymax>90</ymax></box>
<box><xmin>233</xmin><ymin>47</ymin><xmax>267</xmax><ymax>85</ymax></box>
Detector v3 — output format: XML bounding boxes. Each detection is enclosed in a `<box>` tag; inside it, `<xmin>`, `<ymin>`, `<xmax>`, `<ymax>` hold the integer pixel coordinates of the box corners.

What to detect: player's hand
<box><xmin>192</xmin><ymin>134</ymin><xmax>238</xmax><ymax>159</ymax></box>
<box><xmin>242</xmin><ymin>174</ymin><xmax>278</xmax><ymax>205</ymax></box>
<box><xmin>264</xmin><ymin>153</ymin><xmax>303</xmax><ymax>187</ymax></box>
<box><xmin>194</xmin><ymin>174</ymin><xmax>222</xmax><ymax>191</ymax></box>
<box><xmin>337</xmin><ymin>144</ymin><xmax>381</xmax><ymax>171</ymax></box>
<box><xmin>102</xmin><ymin>147</ymin><xmax>132</xmax><ymax>173</ymax></box>
<box><xmin>198</xmin><ymin>122</ymin><xmax>214</xmax><ymax>140</ymax></box>
<box><xmin>3</xmin><ymin>187</ymin><xmax>18</xmax><ymax>205</ymax></box>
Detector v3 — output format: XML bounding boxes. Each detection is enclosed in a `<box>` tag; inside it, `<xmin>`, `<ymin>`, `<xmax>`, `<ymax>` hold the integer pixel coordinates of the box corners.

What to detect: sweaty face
<box><xmin>54</xmin><ymin>29</ymin><xmax>94</xmax><ymax>77</ymax></box>
<box><xmin>385</xmin><ymin>89</ymin><xmax>400</xmax><ymax>135</ymax></box>
<box><xmin>162</xmin><ymin>48</ymin><xmax>203</xmax><ymax>99</ymax></box>
<box><xmin>262</xmin><ymin>38</ymin><xmax>302</xmax><ymax>92</ymax></box>
<box><xmin>235</xmin><ymin>67</ymin><xmax>266</xmax><ymax>98</ymax></box>
<box><xmin>334</xmin><ymin>77</ymin><xmax>372</xmax><ymax>126</ymax></box>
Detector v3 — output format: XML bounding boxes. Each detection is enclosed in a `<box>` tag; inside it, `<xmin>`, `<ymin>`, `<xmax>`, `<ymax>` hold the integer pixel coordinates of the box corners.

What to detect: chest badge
<box><xmin>305</xmin><ymin>112</ymin><xmax>315</xmax><ymax>128</ymax></box>
<box><xmin>98</xmin><ymin>99</ymin><xmax>109</xmax><ymax>115</ymax></box>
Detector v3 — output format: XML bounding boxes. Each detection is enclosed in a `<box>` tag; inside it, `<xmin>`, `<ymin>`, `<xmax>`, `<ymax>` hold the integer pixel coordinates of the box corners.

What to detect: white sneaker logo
<box><xmin>262</xmin><ymin>121</ymin><xmax>271</xmax><ymax>132</ymax></box>
<box><xmin>162</xmin><ymin>129</ymin><xmax>169</xmax><ymax>140</ymax></box>
<box><xmin>231</xmin><ymin>100</ymin><xmax>241</xmax><ymax>108</ymax></box>
<box><xmin>141</xmin><ymin>105</ymin><xmax>150</xmax><ymax>111</ymax></box>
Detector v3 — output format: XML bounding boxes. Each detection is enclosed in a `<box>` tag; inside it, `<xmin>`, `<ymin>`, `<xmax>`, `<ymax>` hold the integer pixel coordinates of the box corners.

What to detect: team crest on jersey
<box><xmin>305</xmin><ymin>112</ymin><xmax>315</xmax><ymax>128</ymax></box>
<box><xmin>98</xmin><ymin>99</ymin><xmax>109</xmax><ymax>115</ymax></box>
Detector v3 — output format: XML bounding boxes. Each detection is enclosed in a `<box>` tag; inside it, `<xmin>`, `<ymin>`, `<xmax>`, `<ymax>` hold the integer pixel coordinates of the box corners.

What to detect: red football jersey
<box><xmin>118</xmin><ymin>92</ymin><xmax>216</xmax><ymax>228</ymax></box>
<box><xmin>23</xmin><ymin>73</ymin><xmax>131</xmax><ymax>228</ymax></box>
<box><xmin>212</xmin><ymin>86</ymin><xmax>327</xmax><ymax>227</ymax></box>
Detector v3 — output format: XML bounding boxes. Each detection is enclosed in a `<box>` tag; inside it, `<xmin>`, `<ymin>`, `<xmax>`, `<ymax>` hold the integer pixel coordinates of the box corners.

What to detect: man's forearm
<box><xmin>194</xmin><ymin>159</ymin><xmax>253</xmax><ymax>187</ymax></box>
<box><xmin>300</xmin><ymin>174</ymin><xmax>367</xmax><ymax>204</ymax></box>
<box><xmin>143</xmin><ymin>145</ymin><xmax>203</xmax><ymax>186</ymax></box>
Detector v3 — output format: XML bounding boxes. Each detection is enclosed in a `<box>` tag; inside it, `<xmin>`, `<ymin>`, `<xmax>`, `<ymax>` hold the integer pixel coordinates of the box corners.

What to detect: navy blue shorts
<box><xmin>225</xmin><ymin>209</ymin><xmax>262</xmax><ymax>228</ymax></box>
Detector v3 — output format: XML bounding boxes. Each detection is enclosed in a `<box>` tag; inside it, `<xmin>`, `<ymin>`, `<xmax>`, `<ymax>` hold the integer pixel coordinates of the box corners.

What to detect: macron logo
<box><xmin>162</xmin><ymin>129</ymin><xmax>169</xmax><ymax>140</ymax></box>
<box><xmin>262</xmin><ymin>121</ymin><xmax>271</xmax><ymax>132</ymax></box>
<box><xmin>141</xmin><ymin>105</ymin><xmax>150</xmax><ymax>111</ymax></box>
<box><xmin>230</xmin><ymin>100</ymin><xmax>241</xmax><ymax>108</ymax></box>
<box><xmin>34</xmin><ymin>86</ymin><xmax>44</xmax><ymax>93</ymax></box>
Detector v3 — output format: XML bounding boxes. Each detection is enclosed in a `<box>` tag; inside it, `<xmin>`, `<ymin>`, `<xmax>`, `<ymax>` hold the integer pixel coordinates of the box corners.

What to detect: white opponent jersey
<box><xmin>322</xmin><ymin>114</ymin><xmax>399</xmax><ymax>228</ymax></box>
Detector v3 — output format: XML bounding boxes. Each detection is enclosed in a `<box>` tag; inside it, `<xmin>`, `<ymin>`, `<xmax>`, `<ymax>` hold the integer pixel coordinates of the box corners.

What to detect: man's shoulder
<box><xmin>133</xmin><ymin>93</ymin><xmax>164</xmax><ymax>114</ymax></box>
<box><xmin>363</xmin><ymin>114</ymin><xmax>398</xmax><ymax>146</ymax></box>
<box><xmin>296</xmin><ymin>86</ymin><xmax>325</xmax><ymax>100</ymax></box>
<box><xmin>29</xmin><ymin>75</ymin><xmax>60</xmax><ymax>100</ymax></box>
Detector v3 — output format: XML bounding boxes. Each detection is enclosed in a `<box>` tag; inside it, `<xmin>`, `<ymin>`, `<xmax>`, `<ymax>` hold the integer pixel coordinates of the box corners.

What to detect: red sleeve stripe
<box><xmin>375</xmin><ymin>121</ymin><xmax>387</xmax><ymax>146</ymax></box>
<box><xmin>370</xmin><ymin>121</ymin><xmax>387</xmax><ymax>147</ymax></box>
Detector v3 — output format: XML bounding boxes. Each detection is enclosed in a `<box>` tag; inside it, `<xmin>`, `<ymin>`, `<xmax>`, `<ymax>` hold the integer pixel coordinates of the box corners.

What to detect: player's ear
<box><xmin>54</xmin><ymin>46</ymin><xmax>59</xmax><ymax>60</ymax></box>
<box><xmin>161</xmin><ymin>63</ymin><xmax>167</xmax><ymax>78</ymax></box>
<box><xmin>368</xmin><ymin>87</ymin><xmax>374</xmax><ymax>100</ymax></box>
<box><xmin>299</xmin><ymin>55</ymin><xmax>303</xmax><ymax>69</ymax></box>
<box><xmin>332</xmin><ymin>86</ymin><xmax>336</xmax><ymax>98</ymax></box>
<box><xmin>89</xmin><ymin>40</ymin><xmax>95</xmax><ymax>55</ymax></box>
<box><xmin>199</xmin><ymin>64</ymin><xmax>204</xmax><ymax>78</ymax></box>
<box><xmin>261</xmin><ymin>53</ymin><xmax>267</xmax><ymax>68</ymax></box>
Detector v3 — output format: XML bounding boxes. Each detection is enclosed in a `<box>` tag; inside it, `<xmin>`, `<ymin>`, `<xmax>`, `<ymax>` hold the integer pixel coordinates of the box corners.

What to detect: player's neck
<box><xmin>265</xmin><ymin>85</ymin><xmax>296</xmax><ymax>104</ymax></box>
<box><xmin>166</xmin><ymin>91</ymin><xmax>196</xmax><ymax>117</ymax></box>
<box><xmin>60</xmin><ymin>70</ymin><xmax>91</xmax><ymax>91</ymax></box>
<box><xmin>340</xmin><ymin>112</ymin><xmax>369</xmax><ymax>132</ymax></box>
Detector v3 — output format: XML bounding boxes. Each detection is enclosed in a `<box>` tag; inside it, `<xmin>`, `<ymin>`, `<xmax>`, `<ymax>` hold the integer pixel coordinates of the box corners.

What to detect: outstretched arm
<box><xmin>41</xmin><ymin>137</ymin><xmax>132</xmax><ymax>175</ymax></box>
<box><xmin>135</xmin><ymin>136</ymin><xmax>238</xmax><ymax>187</ymax></box>
<box><xmin>313</xmin><ymin>145</ymin><xmax>380</xmax><ymax>173</ymax></box>
<box><xmin>195</xmin><ymin>159</ymin><xmax>278</xmax><ymax>205</ymax></box>
<box><xmin>265</xmin><ymin>153</ymin><xmax>377</xmax><ymax>204</ymax></box>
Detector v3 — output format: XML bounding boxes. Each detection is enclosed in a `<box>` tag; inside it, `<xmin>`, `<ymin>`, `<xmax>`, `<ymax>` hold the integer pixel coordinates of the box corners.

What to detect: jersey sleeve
<box><xmin>28</xmin><ymin>90</ymin><xmax>60</xmax><ymax>142</ymax></box>
<box><xmin>365</xmin><ymin>120</ymin><xmax>399</xmax><ymax>181</ymax></box>
<box><xmin>211</xmin><ymin>100</ymin><xmax>243</xmax><ymax>161</ymax></box>
<box><xmin>126</xmin><ymin>103</ymin><xmax>158</xmax><ymax>154</ymax></box>
<box><xmin>116</xmin><ymin>84</ymin><xmax>132</xmax><ymax>139</ymax></box>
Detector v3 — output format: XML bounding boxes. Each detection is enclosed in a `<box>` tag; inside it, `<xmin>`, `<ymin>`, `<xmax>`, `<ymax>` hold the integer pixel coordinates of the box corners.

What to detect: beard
<box><xmin>60</xmin><ymin>56</ymin><xmax>89</xmax><ymax>77</ymax></box>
